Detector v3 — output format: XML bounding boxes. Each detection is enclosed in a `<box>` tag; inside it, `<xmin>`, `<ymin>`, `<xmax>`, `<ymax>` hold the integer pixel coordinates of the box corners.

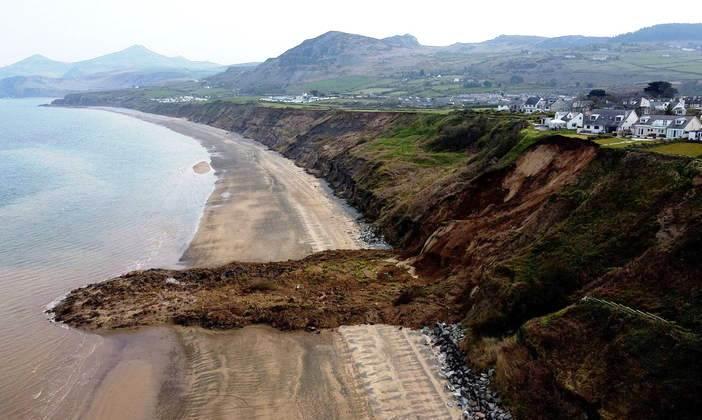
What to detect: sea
<box><xmin>0</xmin><ymin>98</ymin><xmax>214</xmax><ymax>418</ymax></box>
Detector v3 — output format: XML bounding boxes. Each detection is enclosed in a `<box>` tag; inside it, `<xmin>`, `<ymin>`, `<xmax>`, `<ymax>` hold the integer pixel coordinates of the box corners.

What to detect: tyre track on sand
<box><xmin>338</xmin><ymin>325</ymin><xmax>461</xmax><ymax>419</ymax></box>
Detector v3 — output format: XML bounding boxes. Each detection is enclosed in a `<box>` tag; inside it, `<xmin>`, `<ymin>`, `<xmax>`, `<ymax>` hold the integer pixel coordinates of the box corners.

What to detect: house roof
<box><xmin>572</xmin><ymin>99</ymin><xmax>593</xmax><ymax>107</ymax></box>
<box><xmin>554</xmin><ymin>111</ymin><xmax>581</xmax><ymax>122</ymax></box>
<box><xmin>587</xmin><ymin>109</ymin><xmax>627</xmax><ymax>124</ymax></box>
<box><xmin>650</xmin><ymin>101</ymin><xmax>670</xmax><ymax>108</ymax></box>
<box><xmin>635</xmin><ymin>115</ymin><xmax>695</xmax><ymax>128</ymax></box>
<box><xmin>525</xmin><ymin>96</ymin><xmax>542</xmax><ymax>106</ymax></box>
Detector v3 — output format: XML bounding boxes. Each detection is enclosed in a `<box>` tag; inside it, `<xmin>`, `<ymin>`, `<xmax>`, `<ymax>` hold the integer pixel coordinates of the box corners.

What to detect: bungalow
<box><xmin>633</xmin><ymin>115</ymin><xmax>702</xmax><ymax>139</ymax></box>
<box><xmin>522</xmin><ymin>96</ymin><xmax>545</xmax><ymax>114</ymax></box>
<box><xmin>579</xmin><ymin>109</ymin><xmax>638</xmax><ymax>135</ymax></box>
<box><xmin>672</xmin><ymin>99</ymin><xmax>687</xmax><ymax>116</ymax></box>
<box><xmin>546</xmin><ymin>111</ymin><xmax>583</xmax><ymax>130</ymax></box>
<box><xmin>689</xmin><ymin>130</ymin><xmax>702</xmax><ymax>141</ymax></box>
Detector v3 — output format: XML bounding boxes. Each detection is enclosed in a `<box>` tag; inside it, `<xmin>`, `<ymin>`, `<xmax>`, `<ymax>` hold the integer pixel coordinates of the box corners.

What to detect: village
<box><xmin>497</xmin><ymin>88</ymin><xmax>702</xmax><ymax>142</ymax></box>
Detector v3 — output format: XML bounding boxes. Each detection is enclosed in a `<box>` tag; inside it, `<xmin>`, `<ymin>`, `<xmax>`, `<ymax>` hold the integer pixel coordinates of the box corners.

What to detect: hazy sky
<box><xmin>2</xmin><ymin>0</ymin><xmax>701</xmax><ymax>66</ymax></box>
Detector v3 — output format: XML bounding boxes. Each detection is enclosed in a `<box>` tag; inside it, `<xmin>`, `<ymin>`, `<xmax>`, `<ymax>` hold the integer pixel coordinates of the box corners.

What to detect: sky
<box><xmin>2</xmin><ymin>0</ymin><xmax>701</xmax><ymax>66</ymax></box>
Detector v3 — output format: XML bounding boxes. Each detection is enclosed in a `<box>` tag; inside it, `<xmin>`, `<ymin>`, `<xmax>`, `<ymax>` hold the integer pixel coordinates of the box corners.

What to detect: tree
<box><xmin>644</xmin><ymin>81</ymin><xmax>678</xmax><ymax>98</ymax></box>
<box><xmin>588</xmin><ymin>89</ymin><xmax>607</xmax><ymax>98</ymax></box>
<box><xmin>483</xmin><ymin>80</ymin><xmax>492</xmax><ymax>88</ymax></box>
<box><xmin>510</xmin><ymin>75</ymin><xmax>524</xmax><ymax>85</ymax></box>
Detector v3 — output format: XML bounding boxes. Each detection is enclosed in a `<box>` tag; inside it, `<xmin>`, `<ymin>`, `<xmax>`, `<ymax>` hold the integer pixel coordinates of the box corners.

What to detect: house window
<box><xmin>595</xmin><ymin>126</ymin><xmax>600</xmax><ymax>130</ymax></box>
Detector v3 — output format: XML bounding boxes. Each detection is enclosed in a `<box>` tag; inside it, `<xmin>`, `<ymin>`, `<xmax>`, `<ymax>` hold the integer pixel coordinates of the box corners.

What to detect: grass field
<box><xmin>601</xmin><ymin>139</ymin><xmax>661</xmax><ymax>149</ymax></box>
<box><xmin>646</xmin><ymin>142</ymin><xmax>702</xmax><ymax>158</ymax></box>
<box><xmin>300</xmin><ymin>76</ymin><xmax>377</xmax><ymax>93</ymax></box>
<box><xmin>367</xmin><ymin>134</ymin><xmax>467</xmax><ymax>167</ymax></box>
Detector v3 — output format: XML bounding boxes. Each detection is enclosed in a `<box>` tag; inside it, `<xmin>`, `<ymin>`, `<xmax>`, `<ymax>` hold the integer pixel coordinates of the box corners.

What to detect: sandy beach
<box><xmin>75</xmin><ymin>108</ymin><xmax>459</xmax><ymax>419</ymax></box>
<box><xmin>100</xmin><ymin>107</ymin><xmax>364</xmax><ymax>267</ymax></box>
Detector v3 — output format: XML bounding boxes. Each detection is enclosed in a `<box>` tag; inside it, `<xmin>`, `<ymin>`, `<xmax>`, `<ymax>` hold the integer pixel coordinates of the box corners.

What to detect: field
<box><xmin>646</xmin><ymin>142</ymin><xmax>702</xmax><ymax>157</ymax></box>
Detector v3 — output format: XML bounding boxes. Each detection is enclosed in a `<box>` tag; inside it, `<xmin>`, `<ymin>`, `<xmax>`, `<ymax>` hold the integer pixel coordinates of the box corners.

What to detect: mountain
<box><xmin>63</xmin><ymin>45</ymin><xmax>221</xmax><ymax>78</ymax></box>
<box><xmin>17</xmin><ymin>22</ymin><xmax>701</xmax><ymax>98</ymax></box>
<box><xmin>211</xmin><ymin>23</ymin><xmax>702</xmax><ymax>96</ymax></box>
<box><xmin>0</xmin><ymin>54</ymin><xmax>70</xmax><ymax>79</ymax></box>
<box><xmin>210</xmin><ymin>31</ymin><xmax>427</xmax><ymax>93</ymax></box>
<box><xmin>613</xmin><ymin>23</ymin><xmax>702</xmax><ymax>43</ymax></box>
<box><xmin>0</xmin><ymin>45</ymin><xmax>227</xmax><ymax>97</ymax></box>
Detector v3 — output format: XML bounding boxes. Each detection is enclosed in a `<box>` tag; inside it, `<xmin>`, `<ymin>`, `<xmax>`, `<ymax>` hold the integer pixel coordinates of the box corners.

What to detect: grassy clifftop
<box><xmin>53</xmin><ymin>95</ymin><xmax>702</xmax><ymax>419</ymax></box>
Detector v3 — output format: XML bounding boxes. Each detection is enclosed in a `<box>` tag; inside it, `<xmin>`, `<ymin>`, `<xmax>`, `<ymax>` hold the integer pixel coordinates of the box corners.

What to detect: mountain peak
<box><xmin>116</xmin><ymin>44</ymin><xmax>159</xmax><ymax>57</ymax></box>
<box><xmin>25</xmin><ymin>54</ymin><xmax>50</xmax><ymax>61</ymax></box>
<box><xmin>383</xmin><ymin>34</ymin><xmax>420</xmax><ymax>48</ymax></box>
<box><xmin>0</xmin><ymin>54</ymin><xmax>69</xmax><ymax>79</ymax></box>
<box><xmin>124</xmin><ymin>44</ymin><xmax>151</xmax><ymax>51</ymax></box>
<box><xmin>15</xmin><ymin>54</ymin><xmax>60</xmax><ymax>65</ymax></box>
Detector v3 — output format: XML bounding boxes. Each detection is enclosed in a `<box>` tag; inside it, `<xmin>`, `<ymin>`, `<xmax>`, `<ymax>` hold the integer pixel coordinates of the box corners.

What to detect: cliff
<box><xmin>52</xmin><ymin>95</ymin><xmax>702</xmax><ymax>419</ymax></box>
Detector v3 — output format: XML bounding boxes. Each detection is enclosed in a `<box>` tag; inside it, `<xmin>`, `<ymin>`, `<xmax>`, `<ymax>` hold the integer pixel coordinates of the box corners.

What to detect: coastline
<box><xmin>94</xmin><ymin>107</ymin><xmax>366</xmax><ymax>267</ymax></box>
<box><xmin>59</xmin><ymin>107</ymin><xmax>462</xmax><ymax>419</ymax></box>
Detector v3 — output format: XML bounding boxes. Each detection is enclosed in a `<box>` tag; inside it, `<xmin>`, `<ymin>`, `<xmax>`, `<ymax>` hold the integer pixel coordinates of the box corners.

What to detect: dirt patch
<box><xmin>50</xmin><ymin>250</ymin><xmax>450</xmax><ymax>331</ymax></box>
<box><xmin>502</xmin><ymin>141</ymin><xmax>597</xmax><ymax>202</ymax></box>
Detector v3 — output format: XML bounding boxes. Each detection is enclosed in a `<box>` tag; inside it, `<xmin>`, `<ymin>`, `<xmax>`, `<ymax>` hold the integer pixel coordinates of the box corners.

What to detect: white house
<box><xmin>689</xmin><ymin>130</ymin><xmax>702</xmax><ymax>141</ymax></box>
<box><xmin>638</xmin><ymin>97</ymin><xmax>651</xmax><ymax>113</ymax></box>
<box><xmin>638</xmin><ymin>97</ymin><xmax>673</xmax><ymax>115</ymax></box>
<box><xmin>667</xmin><ymin>116</ymin><xmax>702</xmax><ymax>139</ymax></box>
<box><xmin>672</xmin><ymin>99</ymin><xmax>687</xmax><ymax>116</ymax></box>
<box><xmin>579</xmin><ymin>109</ymin><xmax>638</xmax><ymax>135</ymax></box>
<box><xmin>522</xmin><ymin>96</ymin><xmax>545</xmax><ymax>114</ymax></box>
<box><xmin>547</xmin><ymin>111</ymin><xmax>583</xmax><ymax>130</ymax></box>
<box><xmin>565</xmin><ymin>112</ymin><xmax>584</xmax><ymax>130</ymax></box>
<box><xmin>633</xmin><ymin>115</ymin><xmax>702</xmax><ymax>139</ymax></box>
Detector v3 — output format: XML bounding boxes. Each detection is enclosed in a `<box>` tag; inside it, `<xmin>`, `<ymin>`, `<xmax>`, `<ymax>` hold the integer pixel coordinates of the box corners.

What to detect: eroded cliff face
<box><xmin>53</xmin><ymin>96</ymin><xmax>702</xmax><ymax>419</ymax></box>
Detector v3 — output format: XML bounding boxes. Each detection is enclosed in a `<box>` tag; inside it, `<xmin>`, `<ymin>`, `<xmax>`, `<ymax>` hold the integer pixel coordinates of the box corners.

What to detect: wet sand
<box><xmin>81</xmin><ymin>328</ymin><xmax>178</xmax><ymax>420</ymax></box>
<box><xmin>81</xmin><ymin>108</ymin><xmax>459</xmax><ymax>419</ymax></box>
<box><xmin>170</xmin><ymin>326</ymin><xmax>370</xmax><ymax>419</ymax></box>
<box><xmin>98</xmin><ymin>107</ymin><xmax>364</xmax><ymax>267</ymax></box>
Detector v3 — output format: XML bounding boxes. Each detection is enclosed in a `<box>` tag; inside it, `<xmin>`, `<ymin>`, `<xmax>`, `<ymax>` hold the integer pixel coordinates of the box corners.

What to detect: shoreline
<box><xmin>51</xmin><ymin>107</ymin><xmax>464</xmax><ymax>419</ymax></box>
<box><xmin>94</xmin><ymin>107</ymin><xmax>368</xmax><ymax>267</ymax></box>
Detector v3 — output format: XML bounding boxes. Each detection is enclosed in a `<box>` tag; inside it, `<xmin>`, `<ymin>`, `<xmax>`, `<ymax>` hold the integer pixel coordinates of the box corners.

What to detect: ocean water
<box><xmin>0</xmin><ymin>98</ymin><xmax>214</xmax><ymax>418</ymax></box>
